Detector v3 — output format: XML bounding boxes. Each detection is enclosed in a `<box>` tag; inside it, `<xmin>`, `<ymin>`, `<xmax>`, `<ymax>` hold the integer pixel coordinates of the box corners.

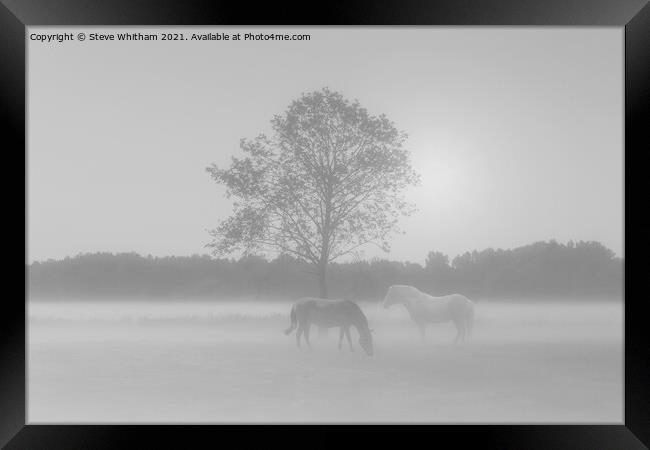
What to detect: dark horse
<box><xmin>284</xmin><ymin>298</ymin><xmax>374</xmax><ymax>356</ymax></box>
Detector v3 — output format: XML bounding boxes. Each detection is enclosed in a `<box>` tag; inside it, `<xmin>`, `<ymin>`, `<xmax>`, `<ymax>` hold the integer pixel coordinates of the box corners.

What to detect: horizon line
<box><xmin>26</xmin><ymin>238</ymin><xmax>624</xmax><ymax>265</ymax></box>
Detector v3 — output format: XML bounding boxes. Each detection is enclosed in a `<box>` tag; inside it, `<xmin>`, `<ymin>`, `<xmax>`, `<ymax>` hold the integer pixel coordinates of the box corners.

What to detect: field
<box><xmin>28</xmin><ymin>299</ymin><xmax>623</xmax><ymax>423</ymax></box>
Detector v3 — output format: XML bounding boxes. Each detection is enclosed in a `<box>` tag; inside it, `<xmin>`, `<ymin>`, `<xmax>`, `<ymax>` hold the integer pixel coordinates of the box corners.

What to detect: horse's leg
<box><xmin>338</xmin><ymin>327</ymin><xmax>345</xmax><ymax>351</ymax></box>
<box><xmin>296</xmin><ymin>326</ymin><xmax>303</xmax><ymax>347</ymax></box>
<box><xmin>453</xmin><ymin>319</ymin><xmax>464</xmax><ymax>344</ymax></box>
<box><xmin>304</xmin><ymin>324</ymin><xmax>312</xmax><ymax>349</ymax></box>
<box><xmin>345</xmin><ymin>327</ymin><xmax>354</xmax><ymax>352</ymax></box>
<box><xmin>417</xmin><ymin>322</ymin><xmax>426</xmax><ymax>343</ymax></box>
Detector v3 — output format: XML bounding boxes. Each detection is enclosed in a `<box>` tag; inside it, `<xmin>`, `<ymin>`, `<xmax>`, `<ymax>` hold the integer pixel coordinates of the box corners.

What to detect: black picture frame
<box><xmin>2</xmin><ymin>1</ymin><xmax>648</xmax><ymax>448</ymax></box>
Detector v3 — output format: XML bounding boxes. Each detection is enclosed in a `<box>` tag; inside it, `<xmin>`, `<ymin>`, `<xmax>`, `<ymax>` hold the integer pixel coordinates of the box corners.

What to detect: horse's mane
<box><xmin>345</xmin><ymin>300</ymin><xmax>369</xmax><ymax>330</ymax></box>
<box><xmin>388</xmin><ymin>285</ymin><xmax>422</xmax><ymax>296</ymax></box>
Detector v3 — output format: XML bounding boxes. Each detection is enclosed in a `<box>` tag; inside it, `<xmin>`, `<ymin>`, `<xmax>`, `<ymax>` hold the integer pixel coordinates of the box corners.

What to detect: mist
<box><xmin>27</xmin><ymin>27</ymin><xmax>623</xmax><ymax>424</ymax></box>
<box><xmin>29</xmin><ymin>298</ymin><xmax>622</xmax><ymax>423</ymax></box>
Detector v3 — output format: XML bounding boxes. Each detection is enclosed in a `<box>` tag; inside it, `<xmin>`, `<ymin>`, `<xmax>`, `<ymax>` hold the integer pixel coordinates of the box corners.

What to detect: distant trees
<box><xmin>28</xmin><ymin>240</ymin><xmax>623</xmax><ymax>301</ymax></box>
<box><xmin>448</xmin><ymin>240</ymin><xmax>621</xmax><ymax>297</ymax></box>
<box><xmin>206</xmin><ymin>88</ymin><xmax>419</xmax><ymax>298</ymax></box>
<box><xmin>425</xmin><ymin>251</ymin><xmax>451</xmax><ymax>271</ymax></box>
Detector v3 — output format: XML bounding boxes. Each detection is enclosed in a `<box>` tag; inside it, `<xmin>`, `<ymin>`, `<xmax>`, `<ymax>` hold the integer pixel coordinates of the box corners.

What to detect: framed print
<box><xmin>2</xmin><ymin>0</ymin><xmax>648</xmax><ymax>448</ymax></box>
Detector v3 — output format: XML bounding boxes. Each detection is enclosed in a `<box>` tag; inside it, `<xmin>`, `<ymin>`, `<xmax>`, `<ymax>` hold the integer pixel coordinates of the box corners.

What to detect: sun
<box><xmin>413</xmin><ymin>154</ymin><xmax>467</xmax><ymax>207</ymax></box>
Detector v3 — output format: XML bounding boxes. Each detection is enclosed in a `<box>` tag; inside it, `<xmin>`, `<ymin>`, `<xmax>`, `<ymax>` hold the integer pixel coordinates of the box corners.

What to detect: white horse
<box><xmin>382</xmin><ymin>285</ymin><xmax>474</xmax><ymax>343</ymax></box>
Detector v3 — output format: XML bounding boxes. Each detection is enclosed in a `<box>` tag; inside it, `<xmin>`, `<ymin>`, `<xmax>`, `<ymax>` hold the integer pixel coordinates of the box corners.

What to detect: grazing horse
<box><xmin>382</xmin><ymin>285</ymin><xmax>474</xmax><ymax>343</ymax></box>
<box><xmin>284</xmin><ymin>298</ymin><xmax>374</xmax><ymax>356</ymax></box>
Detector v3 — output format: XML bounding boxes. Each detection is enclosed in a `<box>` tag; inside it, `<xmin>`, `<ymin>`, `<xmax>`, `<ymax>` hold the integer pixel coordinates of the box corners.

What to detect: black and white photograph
<box><xmin>26</xmin><ymin>26</ymin><xmax>625</xmax><ymax>425</ymax></box>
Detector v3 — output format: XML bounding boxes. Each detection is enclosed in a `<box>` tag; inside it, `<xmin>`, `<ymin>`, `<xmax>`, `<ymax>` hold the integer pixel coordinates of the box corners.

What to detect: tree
<box><xmin>425</xmin><ymin>251</ymin><xmax>450</xmax><ymax>272</ymax></box>
<box><xmin>206</xmin><ymin>88</ymin><xmax>419</xmax><ymax>298</ymax></box>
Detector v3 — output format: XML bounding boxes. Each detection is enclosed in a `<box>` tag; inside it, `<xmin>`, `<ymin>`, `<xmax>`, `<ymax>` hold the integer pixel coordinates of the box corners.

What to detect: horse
<box><xmin>284</xmin><ymin>298</ymin><xmax>374</xmax><ymax>356</ymax></box>
<box><xmin>382</xmin><ymin>285</ymin><xmax>474</xmax><ymax>343</ymax></box>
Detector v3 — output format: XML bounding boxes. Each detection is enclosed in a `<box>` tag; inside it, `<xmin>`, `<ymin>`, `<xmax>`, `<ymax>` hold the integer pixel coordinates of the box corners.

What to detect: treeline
<box><xmin>28</xmin><ymin>240</ymin><xmax>623</xmax><ymax>301</ymax></box>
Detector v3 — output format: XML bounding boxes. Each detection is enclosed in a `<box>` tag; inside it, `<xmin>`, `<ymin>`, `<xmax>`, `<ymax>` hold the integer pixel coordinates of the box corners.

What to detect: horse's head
<box><xmin>382</xmin><ymin>285</ymin><xmax>401</xmax><ymax>309</ymax></box>
<box><xmin>382</xmin><ymin>285</ymin><xmax>417</xmax><ymax>309</ymax></box>
<box><xmin>359</xmin><ymin>329</ymin><xmax>374</xmax><ymax>356</ymax></box>
<box><xmin>382</xmin><ymin>286</ymin><xmax>393</xmax><ymax>309</ymax></box>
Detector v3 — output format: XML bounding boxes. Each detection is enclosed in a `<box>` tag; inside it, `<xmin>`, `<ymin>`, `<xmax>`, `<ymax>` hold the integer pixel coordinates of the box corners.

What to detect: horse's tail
<box><xmin>465</xmin><ymin>300</ymin><xmax>474</xmax><ymax>339</ymax></box>
<box><xmin>284</xmin><ymin>305</ymin><xmax>297</xmax><ymax>335</ymax></box>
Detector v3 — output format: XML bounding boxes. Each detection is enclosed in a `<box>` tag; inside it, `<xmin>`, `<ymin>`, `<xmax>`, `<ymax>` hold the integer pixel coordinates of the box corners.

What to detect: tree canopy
<box><xmin>206</xmin><ymin>88</ymin><xmax>419</xmax><ymax>296</ymax></box>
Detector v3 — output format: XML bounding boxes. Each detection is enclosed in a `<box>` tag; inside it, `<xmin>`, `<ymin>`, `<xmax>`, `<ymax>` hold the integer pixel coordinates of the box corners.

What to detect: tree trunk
<box><xmin>318</xmin><ymin>262</ymin><xmax>328</xmax><ymax>299</ymax></box>
<box><xmin>317</xmin><ymin>261</ymin><xmax>328</xmax><ymax>337</ymax></box>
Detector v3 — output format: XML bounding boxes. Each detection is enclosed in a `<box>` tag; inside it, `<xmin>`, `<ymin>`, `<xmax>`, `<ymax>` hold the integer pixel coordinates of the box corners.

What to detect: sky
<box><xmin>27</xmin><ymin>27</ymin><xmax>623</xmax><ymax>264</ymax></box>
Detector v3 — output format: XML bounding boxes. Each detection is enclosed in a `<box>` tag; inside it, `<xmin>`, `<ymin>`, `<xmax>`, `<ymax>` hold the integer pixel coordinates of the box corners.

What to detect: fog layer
<box><xmin>29</xmin><ymin>299</ymin><xmax>622</xmax><ymax>423</ymax></box>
